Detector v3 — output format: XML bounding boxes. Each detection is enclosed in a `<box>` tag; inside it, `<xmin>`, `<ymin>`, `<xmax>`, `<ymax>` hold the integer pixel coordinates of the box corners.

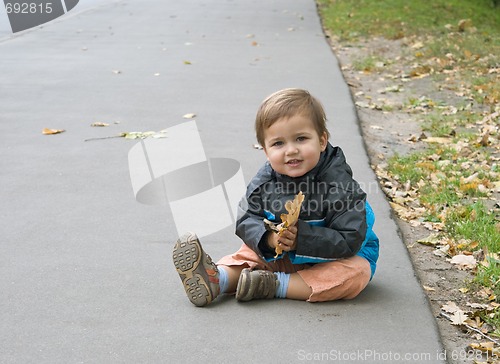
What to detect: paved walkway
<box><xmin>0</xmin><ymin>1</ymin><xmax>445</xmax><ymax>363</ymax></box>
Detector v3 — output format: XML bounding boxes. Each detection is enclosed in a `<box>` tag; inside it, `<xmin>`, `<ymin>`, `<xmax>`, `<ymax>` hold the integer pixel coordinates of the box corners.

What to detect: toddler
<box><xmin>172</xmin><ymin>88</ymin><xmax>379</xmax><ymax>306</ymax></box>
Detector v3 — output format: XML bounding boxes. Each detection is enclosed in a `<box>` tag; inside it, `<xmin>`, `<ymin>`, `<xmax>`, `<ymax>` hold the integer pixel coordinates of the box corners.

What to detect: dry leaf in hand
<box><xmin>42</xmin><ymin>128</ymin><xmax>65</xmax><ymax>135</ymax></box>
<box><xmin>263</xmin><ymin>191</ymin><xmax>305</xmax><ymax>258</ymax></box>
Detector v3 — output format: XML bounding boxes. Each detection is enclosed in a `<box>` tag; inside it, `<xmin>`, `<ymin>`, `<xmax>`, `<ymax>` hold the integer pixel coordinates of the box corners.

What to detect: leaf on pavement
<box><xmin>253</xmin><ymin>144</ymin><xmax>263</xmax><ymax>150</ymax></box>
<box><xmin>42</xmin><ymin>128</ymin><xmax>65</xmax><ymax>135</ymax></box>
<box><xmin>121</xmin><ymin>131</ymin><xmax>168</xmax><ymax>140</ymax></box>
<box><xmin>91</xmin><ymin>122</ymin><xmax>109</xmax><ymax>127</ymax></box>
<box><xmin>183</xmin><ymin>113</ymin><xmax>196</xmax><ymax>119</ymax></box>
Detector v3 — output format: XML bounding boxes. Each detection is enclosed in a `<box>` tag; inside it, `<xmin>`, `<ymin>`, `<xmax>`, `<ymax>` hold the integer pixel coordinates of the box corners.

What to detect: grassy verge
<box><xmin>318</xmin><ymin>0</ymin><xmax>500</xmax><ymax>339</ymax></box>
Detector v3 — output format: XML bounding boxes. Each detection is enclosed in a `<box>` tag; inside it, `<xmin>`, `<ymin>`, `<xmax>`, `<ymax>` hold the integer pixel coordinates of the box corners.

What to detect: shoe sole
<box><xmin>172</xmin><ymin>232</ymin><xmax>214</xmax><ymax>307</ymax></box>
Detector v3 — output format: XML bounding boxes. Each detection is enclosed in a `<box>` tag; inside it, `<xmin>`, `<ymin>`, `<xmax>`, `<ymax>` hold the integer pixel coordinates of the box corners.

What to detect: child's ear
<box><xmin>320</xmin><ymin>132</ymin><xmax>328</xmax><ymax>151</ymax></box>
<box><xmin>262</xmin><ymin>146</ymin><xmax>270</xmax><ymax>160</ymax></box>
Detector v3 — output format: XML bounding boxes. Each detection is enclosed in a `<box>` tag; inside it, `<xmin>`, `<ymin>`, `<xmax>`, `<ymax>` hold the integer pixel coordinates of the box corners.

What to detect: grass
<box><xmin>318</xmin><ymin>0</ymin><xmax>500</xmax><ymax>41</ymax></box>
<box><xmin>318</xmin><ymin>0</ymin><xmax>500</xmax><ymax>336</ymax></box>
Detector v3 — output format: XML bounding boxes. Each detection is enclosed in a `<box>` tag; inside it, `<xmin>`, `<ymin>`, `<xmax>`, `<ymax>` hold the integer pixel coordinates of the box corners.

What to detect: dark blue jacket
<box><xmin>235</xmin><ymin>143</ymin><xmax>379</xmax><ymax>278</ymax></box>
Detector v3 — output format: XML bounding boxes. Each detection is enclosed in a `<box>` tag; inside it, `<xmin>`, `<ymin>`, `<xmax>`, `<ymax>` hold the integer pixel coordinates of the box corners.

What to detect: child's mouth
<box><xmin>286</xmin><ymin>159</ymin><xmax>302</xmax><ymax>167</ymax></box>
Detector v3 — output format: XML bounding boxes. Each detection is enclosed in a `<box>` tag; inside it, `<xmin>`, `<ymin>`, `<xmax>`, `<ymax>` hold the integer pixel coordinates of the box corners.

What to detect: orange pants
<box><xmin>217</xmin><ymin>244</ymin><xmax>371</xmax><ymax>302</ymax></box>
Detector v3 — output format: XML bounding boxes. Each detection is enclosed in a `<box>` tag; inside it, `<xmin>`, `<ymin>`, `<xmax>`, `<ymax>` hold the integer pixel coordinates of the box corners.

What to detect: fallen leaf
<box><xmin>423</xmin><ymin>137</ymin><xmax>452</xmax><ymax>144</ymax></box>
<box><xmin>112</xmin><ymin>70</ymin><xmax>122</xmax><ymax>74</ymax></box>
<box><xmin>450</xmin><ymin>254</ymin><xmax>477</xmax><ymax>269</ymax></box>
<box><xmin>469</xmin><ymin>342</ymin><xmax>500</xmax><ymax>356</ymax></box>
<box><xmin>183</xmin><ymin>113</ymin><xmax>196</xmax><ymax>119</ymax></box>
<box><xmin>450</xmin><ymin>310</ymin><xmax>468</xmax><ymax>325</ymax></box>
<box><xmin>91</xmin><ymin>122</ymin><xmax>109</xmax><ymax>127</ymax></box>
<box><xmin>442</xmin><ymin>301</ymin><xmax>461</xmax><ymax>314</ymax></box>
<box><xmin>378</xmin><ymin>85</ymin><xmax>403</xmax><ymax>94</ymax></box>
<box><xmin>183</xmin><ymin>60</ymin><xmax>192</xmax><ymax>65</ymax></box>
<box><xmin>417</xmin><ymin>234</ymin><xmax>441</xmax><ymax>247</ymax></box>
<box><xmin>355</xmin><ymin>101</ymin><xmax>371</xmax><ymax>108</ymax></box>
<box><xmin>251</xmin><ymin>41</ymin><xmax>258</xmax><ymax>46</ymax></box>
<box><xmin>460</xmin><ymin>172</ymin><xmax>479</xmax><ymax>185</ymax></box>
<box><xmin>411</xmin><ymin>41</ymin><xmax>424</xmax><ymax>49</ymax></box>
<box><xmin>42</xmin><ymin>128</ymin><xmax>65</xmax><ymax>135</ymax></box>
<box><xmin>458</xmin><ymin>19</ymin><xmax>473</xmax><ymax>32</ymax></box>
<box><xmin>121</xmin><ymin>131</ymin><xmax>168</xmax><ymax>139</ymax></box>
<box><xmin>253</xmin><ymin>144</ymin><xmax>263</xmax><ymax>150</ymax></box>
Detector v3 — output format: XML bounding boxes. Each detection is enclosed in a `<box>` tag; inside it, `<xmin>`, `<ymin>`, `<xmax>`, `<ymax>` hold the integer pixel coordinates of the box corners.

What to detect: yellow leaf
<box><xmin>415</xmin><ymin>161</ymin><xmax>436</xmax><ymax>171</ymax></box>
<box><xmin>42</xmin><ymin>128</ymin><xmax>65</xmax><ymax>135</ymax></box>
<box><xmin>423</xmin><ymin>137</ymin><xmax>452</xmax><ymax>144</ymax></box>
<box><xmin>183</xmin><ymin>60</ymin><xmax>192</xmax><ymax>65</ymax></box>
<box><xmin>469</xmin><ymin>342</ymin><xmax>499</xmax><ymax>355</ymax></box>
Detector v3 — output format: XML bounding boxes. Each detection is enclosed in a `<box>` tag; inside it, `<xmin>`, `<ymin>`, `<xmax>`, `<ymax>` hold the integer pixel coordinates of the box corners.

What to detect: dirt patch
<box><xmin>329</xmin><ymin>36</ymin><xmax>484</xmax><ymax>363</ymax></box>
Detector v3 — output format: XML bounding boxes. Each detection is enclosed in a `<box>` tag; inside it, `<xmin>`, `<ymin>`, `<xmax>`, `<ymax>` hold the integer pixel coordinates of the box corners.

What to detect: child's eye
<box><xmin>271</xmin><ymin>141</ymin><xmax>283</xmax><ymax>147</ymax></box>
<box><xmin>297</xmin><ymin>136</ymin><xmax>308</xmax><ymax>142</ymax></box>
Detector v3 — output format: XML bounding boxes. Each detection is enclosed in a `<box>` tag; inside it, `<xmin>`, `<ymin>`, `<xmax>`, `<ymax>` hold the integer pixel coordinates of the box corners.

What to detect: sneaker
<box><xmin>172</xmin><ymin>232</ymin><xmax>220</xmax><ymax>307</ymax></box>
<box><xmin>235</xmin><ymin>268</ymin><xmax>279</xmax><ymax>302</ymax></box>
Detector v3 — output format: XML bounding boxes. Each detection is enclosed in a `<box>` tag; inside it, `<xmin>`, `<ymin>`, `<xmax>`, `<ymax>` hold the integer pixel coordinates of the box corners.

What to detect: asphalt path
<box><xmin>0</xmin><ymin>0</ymin><xmax>446</xmax><ymax>363</ymax></box>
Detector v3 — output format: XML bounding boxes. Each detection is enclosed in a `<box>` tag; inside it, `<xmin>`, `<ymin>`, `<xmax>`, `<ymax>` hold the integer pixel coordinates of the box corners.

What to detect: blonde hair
<box><xmin>255</xmin><ymin>88</ymin><xmax>330</xmax><ymax>147</ymax></box>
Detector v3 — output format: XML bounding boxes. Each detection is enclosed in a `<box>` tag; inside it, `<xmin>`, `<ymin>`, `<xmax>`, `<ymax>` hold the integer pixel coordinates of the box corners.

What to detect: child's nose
<box><xmin>285</xmin><ymin>143</ymin><xmax>299</xmax><ymax>155</ymax></box>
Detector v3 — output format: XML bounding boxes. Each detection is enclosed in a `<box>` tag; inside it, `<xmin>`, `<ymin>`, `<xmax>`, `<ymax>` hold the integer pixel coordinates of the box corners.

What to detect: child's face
<box><xmin>263</xmin><ymin>114</ymin><xmax>327</xmax><ymax>178</ymax></box>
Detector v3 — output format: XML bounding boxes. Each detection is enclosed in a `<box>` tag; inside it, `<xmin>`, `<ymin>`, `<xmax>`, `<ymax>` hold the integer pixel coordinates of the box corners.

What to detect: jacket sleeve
<box><xmin>235</xmin><ymin>188</ymin><xmax>268</xmax><ymax>258</ymax></box>
<box><xmin>295</xmin><ymin>187</ymin><xmax>367</xmax><ymax>260</ymax></box>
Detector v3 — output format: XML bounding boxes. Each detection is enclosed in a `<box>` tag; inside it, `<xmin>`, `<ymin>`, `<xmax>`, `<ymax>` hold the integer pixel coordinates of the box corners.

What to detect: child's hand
<box><xmin>269</xmin><ymin>224</ymin><xmax>297</xmax><ymax>252</ymax></box>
